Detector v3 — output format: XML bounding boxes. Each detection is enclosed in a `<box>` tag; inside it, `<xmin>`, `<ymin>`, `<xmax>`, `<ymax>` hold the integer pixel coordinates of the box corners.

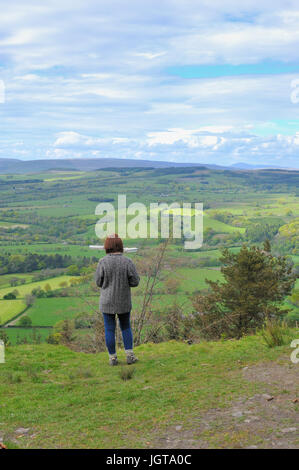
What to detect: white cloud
<box><xmin>133</xmin><ymin>51</ymin><xmax>167</xmax><ymax>60</ymax></box>
<box><xmin>54</xmin><ymin>132</ymin><xmax>83</xmax><ymax>146</ymax></box>
<box><xmin>45</xmin><ymin>127</ymin><xmax>299</xmax><ymax>166</ymax></box>
<box><xmin>46</xmin><ymin>148</ymin><xmax>82</xmax><ymax>158</ymax></box>
<box><xmin>147</xmin><ymin>126</ymin><xmax>243</xmax><ymax>146</ymax></box>
<box><xmin>0</xmin><ymin>0</ymin><xmax>299</xmax><ymax>167</ymax></box>
<box><xmin>0</xmin><ymin>29</ymin><xmax>38</xmax><ymax>46</ymax></box>
<box><xmin>15</xmin><ymin>74</ymin><xmax>42</xmax><ymax>81</ymax></box>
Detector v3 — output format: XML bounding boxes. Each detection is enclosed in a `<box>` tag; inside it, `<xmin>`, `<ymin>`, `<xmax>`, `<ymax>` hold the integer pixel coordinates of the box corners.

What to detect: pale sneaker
<box><xmin>126</xmin><ymin>353</ymin><xmax>138</xmax><ymax>365</ymax></box>
<box><xmin>109</xmin><ymin>356</ymin><xmax>118</xmax><ymax>366</ymax></box>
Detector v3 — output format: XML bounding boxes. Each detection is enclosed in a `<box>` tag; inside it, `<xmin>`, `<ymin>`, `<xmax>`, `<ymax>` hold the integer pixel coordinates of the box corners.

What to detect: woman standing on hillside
<box><xmin>95</xmin><ymin>234</ymin><xmax>140</xmax><ymax>366</ymax></box>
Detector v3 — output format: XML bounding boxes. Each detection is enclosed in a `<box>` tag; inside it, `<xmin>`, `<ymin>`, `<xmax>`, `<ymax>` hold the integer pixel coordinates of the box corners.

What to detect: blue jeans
<box><xmin>102</xmin><ymin>312</ymin><xmax>133</xmax><ymax>355</ymax></box>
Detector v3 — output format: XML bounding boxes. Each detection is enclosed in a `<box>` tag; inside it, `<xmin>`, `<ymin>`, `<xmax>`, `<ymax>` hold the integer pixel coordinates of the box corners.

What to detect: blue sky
<box><xmin>0</xmin><ymin>0</ymin><xmax>299</xmax><ymax>168</ymax></box>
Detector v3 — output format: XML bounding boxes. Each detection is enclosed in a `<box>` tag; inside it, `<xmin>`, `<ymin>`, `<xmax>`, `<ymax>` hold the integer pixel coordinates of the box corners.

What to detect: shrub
<box><xmin>25</xmin><ymin>294</ymin><xmax>35</xmax><ymax>307</ymax></box>
<box><xmin>261</xmin><ymin>319</ymin><xmax>291</xmax><ymax>348</ymax></box>
<box><xmin>164</xmin><ymin>304</ymin><xmax>195</xmax><ymax>342</ymax></box>
<box><xmin>74</xmin><ymin>313</ymin><xmax>93</xmax><ymax>329</ymax></box>
<box><xmin>18</xmin><ymin>315</ymin><xmax>32</xmax><ymax>327</ymax></box>
<box><xmin>3</xmin><ymin>292</ymin><xmax>16</xmax><ymax>300</ymax></box>
<box><xmin>46</xmin><ymin>332</ymin><xmax>62</xmax><ymax>344</ymax></box>
<box><xmin>0</xmin><ymin>329</ymin><xmax>10</xmax><ymax>346</ymax></box>
<box><xmin>142</xmin><ymin>319</ymin><xmax>165</xmax><ymax>343</ymax></box>
<box><xmin>67</xmin><ymin>265</ymin><xmax>80</xmax><ymax>276</ymax></box>
<box><xmin>54</xmin><ymin>319</ymin><xmax>75</xmax><ymax>344</ymax></box>
<box><xmin>165</xmin><ymin>278</ymin><xmax>180</xmax><ymax>294</ymax></box>
<box><xmin>285</xmin><ymin>310</ymin><xmax>299</xmax><ymax>327</ymax></box>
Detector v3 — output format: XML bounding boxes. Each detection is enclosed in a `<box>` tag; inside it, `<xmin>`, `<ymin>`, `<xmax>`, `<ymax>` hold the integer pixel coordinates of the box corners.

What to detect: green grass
<box><xmin>0</xmin><ymin>327</ymin><xmax>53</xmax><ymax>345</ymax></box>
<box><xmin>0</xmin><ymin>300</ymin><xmax>26</xmax><ymax>325</ymax></box>
<box><xmin>44</xmin><ymin>173</ymin><xmax>87</xmax><ymax>182</ymax></box>
<box><xmin>204</xmin><ymin>215</ymin><xmax>246</xmax><ymax>233</ymax></box>
<box><xmin>0</xmin><ymin>332</ymin><xmax>297</xmax><ymax>448</ymax></box>
<box><xmin>0</xmin><ymin>243</ymin><xmax>100</xmax><ymax>258</ymax></box>
<box><xmin>26</xmin><ymin>297</ymin><xmax>87</xmax><ymax>326</ymax></box>
<box><xmin>25</xmin><ymin>295</ymin><xmax>185</xmax><ymax>327</ymax></box>
<box><xmin>0</xmin><ymin>273</ymin><xmax>35</xmax><ymax>288</ymax></box>
<box><xmin>175</xmin><ymin>267</ymin><xmax>223</xmax><ymax>292</ymax></box>
<box><xmin>132</xmin><ymin>293</ymin><xmax>193</xmax><ymax>313</ymax></box>
<box><xmin>0</xmin><ymin>221</ymin><xmax>29</xmax><ymax>228</ymax></box>
<box><xmin>0</xmin><ymin>275</ymin><xmax>73</xmax><ymax>299</ymax></box>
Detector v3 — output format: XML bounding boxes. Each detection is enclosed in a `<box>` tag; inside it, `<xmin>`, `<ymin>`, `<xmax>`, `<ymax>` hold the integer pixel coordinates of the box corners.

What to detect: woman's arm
<box><xmin>95</xmin><ymin>261</ymin><xmax>104</xmax><ymax>287</ymax></box>
<box><xmin>127</xmin><ymin>259</ymin><xmax>140</xmax><ymax>287</ymax></box>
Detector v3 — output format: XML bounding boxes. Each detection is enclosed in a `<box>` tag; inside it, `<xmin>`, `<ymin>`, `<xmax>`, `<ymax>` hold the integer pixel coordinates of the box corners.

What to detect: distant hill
<box><xmin>230</xmin><ymin>162</ymin><xmax>295</xmax><ymax>170</ymax></box>
<box><xmin>0</xmin><ymin>157</ymin><xmax>294</xmax><ymax>174</ymax></box>
<box><xmin>0</xmin><ymin>157</ymin><xmax>226</xmax><ymax>174</ymax></box>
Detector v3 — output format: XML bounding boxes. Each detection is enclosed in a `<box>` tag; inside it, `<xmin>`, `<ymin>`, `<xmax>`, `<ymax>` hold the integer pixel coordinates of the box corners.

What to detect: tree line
<box><xmin>0</xmin><ymin>252</ymin><xmax>98</xmax><ymax>275</ymax></box>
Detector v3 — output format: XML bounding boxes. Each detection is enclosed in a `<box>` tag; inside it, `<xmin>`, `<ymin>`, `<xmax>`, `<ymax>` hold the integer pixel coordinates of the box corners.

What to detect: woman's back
<box><xmin>95</xmin><ymin>253</ymin><xmax>140</xmax><ymax>314</ymax></box>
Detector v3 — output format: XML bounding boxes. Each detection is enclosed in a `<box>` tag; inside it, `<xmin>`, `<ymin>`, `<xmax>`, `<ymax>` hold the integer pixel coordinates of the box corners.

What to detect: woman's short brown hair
<box><xmin>104</xmin><ymin>233</ymin><xmax>124</xmax><ymax>253</ymax></box>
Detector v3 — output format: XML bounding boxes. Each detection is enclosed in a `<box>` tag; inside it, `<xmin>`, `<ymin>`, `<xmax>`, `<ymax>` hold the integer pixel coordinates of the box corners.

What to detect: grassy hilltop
<box><xmin>0</xmin><ymin>331</ymin><xmax>298</xmax><ymax>449</ymax></box>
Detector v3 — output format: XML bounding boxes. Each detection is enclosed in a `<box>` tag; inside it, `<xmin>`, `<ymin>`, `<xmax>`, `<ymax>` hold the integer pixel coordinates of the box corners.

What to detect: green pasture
<box><xmin>26</xmin><ymin>297</ymin><xmax>87</xmax><ymax>326</ymax></box>
<box><xmin>0</xmin><ymin>299</ymin><xmax>26</xmax><ymax>325</ymax></box>
<box><xmin>44</xmin><ymin>172</ymin><xmax>87</xmax><ymax>182</ymax></box>
<box><xmin>0</xmin><ymin>243</ymin><xmax>100</xmax><ymax>258</ymax></box>
<box><xmin>175</xmin><ymin>267</ymin><xmax>223</xmax><ymax>292</ymax></box>
<box><xmin>0</xmin><ymin>273</ymin><xmax>35</xmax><ymax>288</ymax></box>
<box><xmin>0</xmin><ymin>221</ymin><xmax>29</xmax><ymax>229</ymax></box>
<box><xmin>0</xmin><ymin>327</ymin><xmax>53</xmax><ymax>345</ymax></box>
<box><xmin>132</xmin><ymin>293</ymin><xmax>193</xmax><ymax>314</ymax></box>
<box><xmin>204</xmin><ymin>215</ymin><xmax>246</xmax><ymax>233</ymax></box>
<box><xmin>0</xmin><ymin>275</ymin><xmax>73</xmax><ymax>299</ymax></box>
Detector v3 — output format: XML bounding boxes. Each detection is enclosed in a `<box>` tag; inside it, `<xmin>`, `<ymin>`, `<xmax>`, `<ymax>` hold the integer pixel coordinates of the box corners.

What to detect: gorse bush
<box><xmin>134</xmin><ymin>303</ymin><xmax>200</xmax><ymax>345</ymax></box>
<box><xmin>53</xmin><ymin>318</ymin><xmax>75</xmax><ymax>344</ymax></box>
<box><xmin>164</xmin><ymin>304</ymin><xmax>195</xmax><ymax>342</ymax></box>
<box><xmin>46</xmin><ymin>332</ymin><xmax>62</xmax><ymax>344</ymax></box>
<box><xmin>261</xmin><ymin>319</ymin><xmax>291</xmax><ymax>348</ymax></box>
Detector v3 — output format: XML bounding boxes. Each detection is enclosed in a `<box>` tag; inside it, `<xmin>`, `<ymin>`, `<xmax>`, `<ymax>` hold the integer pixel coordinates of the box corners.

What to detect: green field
<box><xmin>132</xmin><ymin>293</ymin><xmax>193</xmax><ymax>313</ymax></box>
<box><xmin>0</xmin><ymin>327</ymin><xmax>53</xmax><ymax>345</ymax></box>
<box><xmin>175</xmin><ymin>267</ymin><xmax>223</xmax><ymax>292</ymax></box>
<box><xmin>0</xmin><ymin>275</ymin><xmax>73</xmax><ymax>299</ymax></box>
<box><xmin>0</xmin><ymin>272</ymin><xmax>35</xmax><ymax>288</ymax></box>
<box><xmin>0</xmin><ymin>300</ymin><xmax>26</xmax><ymax>325</ymax></box>
<box><xmin>0</xmin><ymin>243</ymin><xmax>100</xmax><ymax>258</ymax></box>
<box><xmin>0</xmin><ymin>221</ymin><xmax>29</xmax><ymax>229</ymax></box>
<box><xmin>26</xmin><ymin>297</ymin><xmax>87</xmax><ymax>326</ymax></box>
<box><xmin>204</xmin><ymin>215</ymin><xmax>246</xmax><ymax>233</ymax></box>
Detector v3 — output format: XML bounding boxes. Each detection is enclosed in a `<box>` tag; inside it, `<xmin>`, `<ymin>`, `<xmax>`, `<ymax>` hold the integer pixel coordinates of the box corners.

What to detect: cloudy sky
<box><xmin>0</xmin><ymin>0</ymin><xmax>299</xmax><ymax>167</ymax></box>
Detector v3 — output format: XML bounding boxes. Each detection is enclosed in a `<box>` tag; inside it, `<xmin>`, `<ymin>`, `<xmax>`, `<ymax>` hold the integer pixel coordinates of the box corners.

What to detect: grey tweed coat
<box><xmin>95</xmin><ymin>253</ymin><xmax>140</xmax><ymax>314</ymax></box>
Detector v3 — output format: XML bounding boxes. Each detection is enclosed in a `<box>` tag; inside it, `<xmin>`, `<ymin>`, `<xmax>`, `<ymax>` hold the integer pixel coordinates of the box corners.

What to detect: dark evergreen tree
<box><xmin>192</xmin><ymin>244</ymin><xmax>296</xmax><ymax>339</ymax></box>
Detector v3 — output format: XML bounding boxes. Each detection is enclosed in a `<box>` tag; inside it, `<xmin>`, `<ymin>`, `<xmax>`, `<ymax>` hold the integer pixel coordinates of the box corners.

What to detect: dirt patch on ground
<box><xmin>153</xmin><ymin>356</ymin><xmax>299</xmax><ymax>449</ymax></box>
